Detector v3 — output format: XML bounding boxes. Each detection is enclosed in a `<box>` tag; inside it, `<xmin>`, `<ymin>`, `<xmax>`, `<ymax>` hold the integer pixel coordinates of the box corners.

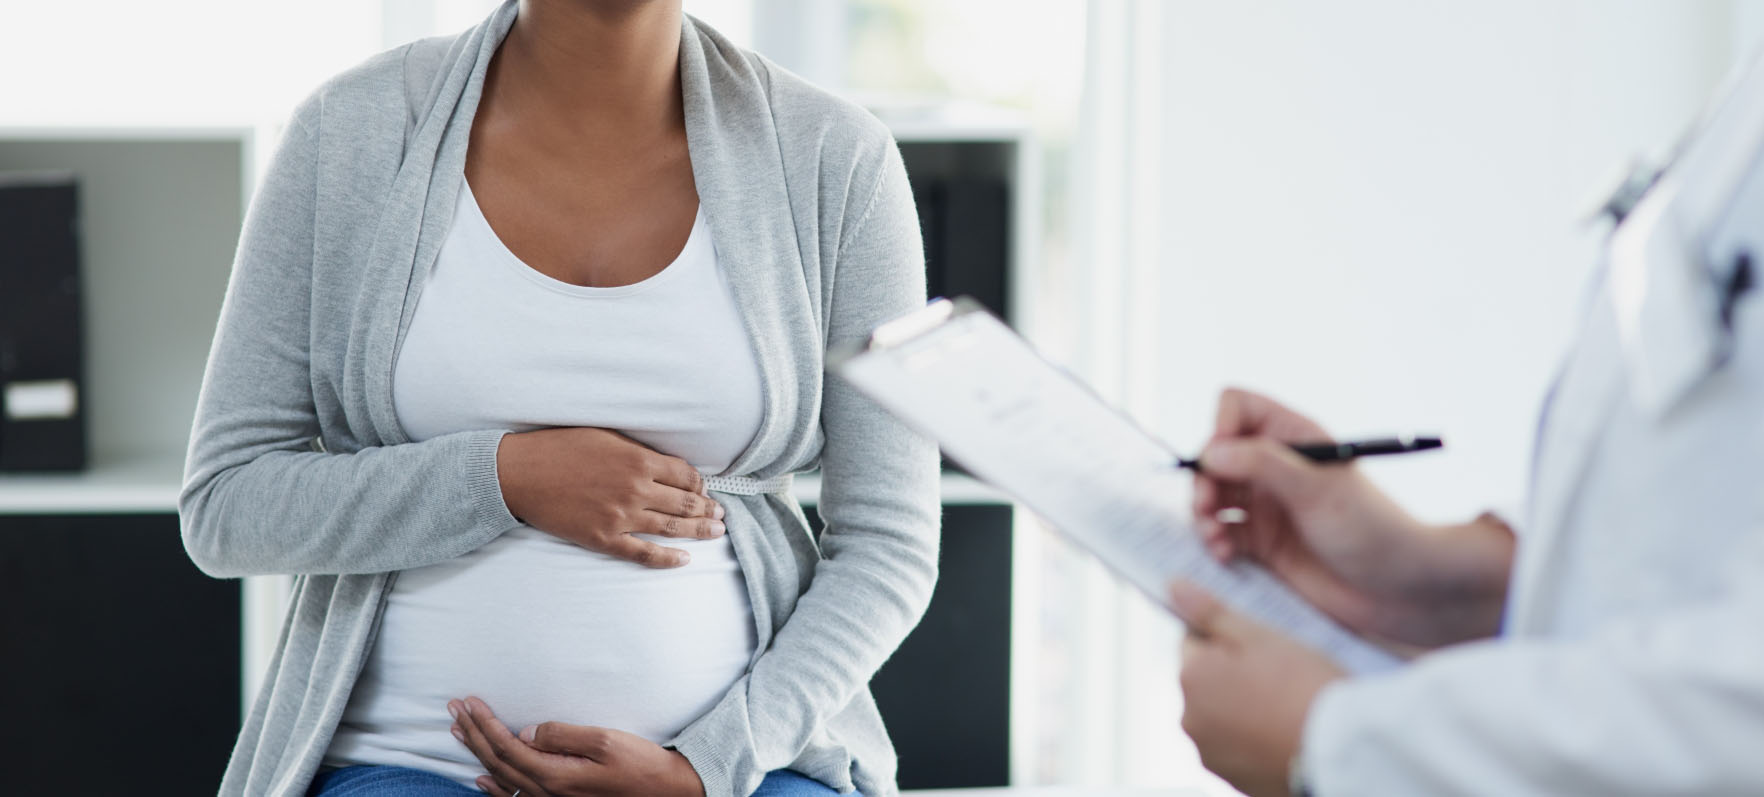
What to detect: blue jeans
<box><xmin>308</xmin><ymin>765</ymin><xmax>859</xmax><ymax>796</ymax></box>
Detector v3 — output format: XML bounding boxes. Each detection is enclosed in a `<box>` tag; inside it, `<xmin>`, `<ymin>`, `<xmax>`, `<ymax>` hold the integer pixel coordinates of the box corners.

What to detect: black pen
<box><xmin>1176</xmin><ymin>435</ymin><xmax>1443</xmax><ymax>471</ymax></box>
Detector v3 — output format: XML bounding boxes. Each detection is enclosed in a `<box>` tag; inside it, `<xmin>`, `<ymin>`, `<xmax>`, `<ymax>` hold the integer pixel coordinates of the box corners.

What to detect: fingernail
<box><xmin>676</xmin><ymin>551</ymin><xmax>692</xmax><ymax>566</ymax></box>
<box><xmin>476</xmin><ymin>776</ymin><xmax>495</xmax><ymax>793</ymax></box>
<box><xmin>452</xmin><ymin>725</ymin><xmax>465</xmax><ymax>742</ymax></box>
<box><xmin>1198</xmin><ymin>443</ymin><xmax>1241</xmax><ymax>472</ymax></box>
<box><xmin>520</xmin><ymin>725</ymin><xmax>537</xmax><ymax>742</ymax></box>
<box><xmin>713</xmin><ymin>503</ymin><xmax>725</xmax><ymax>520</ymax></box>
<box><xmin>710</xmin><ymin>520</ymin><xmax>726</xmax><ymax>535</ymax></box>
<box><xmin>448</xmin><ymin>702</ymin><xmax>461</xmax><ymax>720</ymax></box>
<box><xmin>1216</xmin><ymin>507</ymin><xmax>1249</xmax><ymax>524</ymax></box>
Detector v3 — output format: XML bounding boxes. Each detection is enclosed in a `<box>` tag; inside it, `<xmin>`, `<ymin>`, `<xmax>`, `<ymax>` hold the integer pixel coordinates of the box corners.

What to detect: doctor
<box><xmin>1168</xmin><ymin>55</ymin><xmax>1764</xmax><ymax>796</ymax></box>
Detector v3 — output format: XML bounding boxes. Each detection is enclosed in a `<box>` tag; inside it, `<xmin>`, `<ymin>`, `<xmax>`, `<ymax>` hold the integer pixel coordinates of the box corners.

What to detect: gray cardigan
<box><xmin>178</xmin><ymin>4</ymin><xmax>940</xmax><ymax>796</ymax></box>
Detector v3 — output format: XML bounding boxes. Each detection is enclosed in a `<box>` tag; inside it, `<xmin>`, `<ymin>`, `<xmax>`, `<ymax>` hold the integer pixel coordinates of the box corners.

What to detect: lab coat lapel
<box><xmin>1609</xmin><ymin>186</ymin><xmax>1725</xmax><ymax>419</ymax></box>
<box><xmin>1608</xmin><ymin>47</ymin><xmax>1764</xmax><ymax>418</ymax></box>
<box><xmin>1512</xmin><ymin>185</ymin><xmax>1724</xmax><ymax>633</ymax></box>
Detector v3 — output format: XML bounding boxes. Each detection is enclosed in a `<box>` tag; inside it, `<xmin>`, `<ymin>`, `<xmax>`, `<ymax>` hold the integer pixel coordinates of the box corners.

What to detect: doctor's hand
<box><xmin>449</xmin><ymin>697</ymin><xmax>705</xmax><ymax>797</ymax></box>
<box><xmin>1170</xmin><ymin>581</ymin><xmax>1344</xmax><ymax>797</ymax></box>
<box><xmin>1193</xmin><ymin>388</ymin><xmax>1513</xmax><ymax>649</ymax></box>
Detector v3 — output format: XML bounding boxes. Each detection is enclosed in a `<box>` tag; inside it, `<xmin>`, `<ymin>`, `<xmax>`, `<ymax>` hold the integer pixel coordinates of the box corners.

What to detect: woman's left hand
<box><xmin>449</xmin><ymin>698</ymin><xmax>705</xmax><ymax>797</ymax></box>
<box><xmin>1169</xmin><ymin>582</ymin><xmax>1347</xmax><ymax>797</ymax></box>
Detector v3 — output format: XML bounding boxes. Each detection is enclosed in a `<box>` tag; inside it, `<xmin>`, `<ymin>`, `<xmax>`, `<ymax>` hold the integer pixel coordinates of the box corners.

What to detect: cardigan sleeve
<box><xmin>179</xmin><ymin>93</ymin><xmax>519</xmax><ymax>579</ymax></box>
<box><xmin>669</xmin><ymin>138</ymin><xmax>943</xmax><ymax>796</ymax></box>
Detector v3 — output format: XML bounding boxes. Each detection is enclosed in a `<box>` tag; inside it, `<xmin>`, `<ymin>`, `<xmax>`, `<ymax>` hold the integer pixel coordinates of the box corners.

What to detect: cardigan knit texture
<box><xmin>179</xmin><ymin>4</ymin><xmax>940</xmax><ymax>795</ymax></box>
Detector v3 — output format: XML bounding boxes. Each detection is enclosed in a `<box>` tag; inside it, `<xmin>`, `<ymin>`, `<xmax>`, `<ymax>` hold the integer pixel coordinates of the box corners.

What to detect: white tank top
<box><xmin>324</xmin><ymin>180</ymin><xmax>764</xmax><ymax>786</ymax></box>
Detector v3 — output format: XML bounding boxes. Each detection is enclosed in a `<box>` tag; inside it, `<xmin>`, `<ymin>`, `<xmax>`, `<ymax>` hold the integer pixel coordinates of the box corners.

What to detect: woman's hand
<box><xmin>1193</xmin><ymin>388</ymin><xmax>1514</xmax><ymax>648</ymax></box>
<box><xmin>449</xmin><ymin>698</ymin><xmax>705</xmax><ymax>797</ymax></box>
<box><xmin>496</xmin><ymin>427</ymin><xmax>725</xmax><ymax>568</ymax></box>
<box><xmin>1169</xmin><ymin>582</ymin><xmax>1344</xmax><ymax>797</ymax></box>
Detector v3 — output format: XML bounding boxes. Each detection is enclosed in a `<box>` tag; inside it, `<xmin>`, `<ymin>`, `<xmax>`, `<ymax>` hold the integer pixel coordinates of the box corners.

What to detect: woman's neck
<box><xmin>501</xmin><ymin>0</ymin><xmax>685</xmax><ymax>134</ymax></box>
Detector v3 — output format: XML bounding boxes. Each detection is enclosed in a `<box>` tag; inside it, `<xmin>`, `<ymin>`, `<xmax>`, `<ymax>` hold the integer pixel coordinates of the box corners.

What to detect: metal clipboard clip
<box><xmin>828</xmin><ymin>296</ymin><xmax>993</xmax><ymax>366</ymax></box>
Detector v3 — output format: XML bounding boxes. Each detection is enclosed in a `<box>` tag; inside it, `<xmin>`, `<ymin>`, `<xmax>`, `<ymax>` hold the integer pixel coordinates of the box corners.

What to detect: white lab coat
<box><xmin>1300</xmin><ymin>58</ymin><xmax>1764</xmax><ymax>795</ymax></box>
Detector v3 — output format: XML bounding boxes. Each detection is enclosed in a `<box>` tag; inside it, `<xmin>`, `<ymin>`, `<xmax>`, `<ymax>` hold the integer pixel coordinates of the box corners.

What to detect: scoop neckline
<box><xmin>460</xmin><ymin>179</ymin><xmax>704</xmax><ymax>299</ymax></box>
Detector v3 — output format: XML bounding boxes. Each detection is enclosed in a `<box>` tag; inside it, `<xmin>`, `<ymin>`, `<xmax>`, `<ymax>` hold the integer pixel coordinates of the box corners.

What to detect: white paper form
<box><xmin>836</xmin><ymin>303</ymin><xmax>1402</xmax><ymax>674</ymax></box>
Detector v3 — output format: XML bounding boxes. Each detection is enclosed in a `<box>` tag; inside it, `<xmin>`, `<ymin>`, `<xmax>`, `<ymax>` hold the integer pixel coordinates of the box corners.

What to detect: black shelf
<box><xmin>1</xmin><ymin>513</ymin><xmax>241</xmax><ymax>793</ymax></box>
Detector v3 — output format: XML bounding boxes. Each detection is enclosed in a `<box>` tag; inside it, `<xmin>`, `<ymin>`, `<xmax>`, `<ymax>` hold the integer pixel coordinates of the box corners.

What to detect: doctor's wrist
<box><xmin>1400</xmin><ymin>513</ymin><xmax>1515</xmax><ymax>645</ymax></box>
<box><xmin>1424</xmin><ymin>513</ymin><xmax>1515</xmax><ymax>597</ymax></box>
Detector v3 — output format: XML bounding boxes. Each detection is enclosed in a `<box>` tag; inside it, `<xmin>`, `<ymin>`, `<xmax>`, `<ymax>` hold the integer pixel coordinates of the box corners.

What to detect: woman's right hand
<box><xmin>1193</xmin><ymin>388</ymin><xmax>1513</xmax><ymax>649</ymax></box>
<box><xmin>495</xmin><ymin>427</ymin><xmax>725</xmax><ymax>568</ymax></box>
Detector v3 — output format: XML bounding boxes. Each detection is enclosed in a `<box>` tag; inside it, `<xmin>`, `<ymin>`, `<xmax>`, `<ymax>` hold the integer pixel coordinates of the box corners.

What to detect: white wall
<box><xmin>1146</xmin><ymin>0</ymin><xmax>1739</xmax><ymax>522</ymax></box>
<box><xmin>383</xmin><ymin>0</ymin><xmax>755</xmax><ymax>50</ymax></box>
<box><xmin>1063</xmin><ymin>3</ymin><xmax>1758</xmax><ymax>792</ymax></box>
<box><xmin>0</xmin><ymin>1</ymin><xmax>754</xmax><ymax>129</ymax></box>
<box><xmin>0</xmin><ymin>1</ymin><xmax>382</xmax><ymax>128</ymax></box>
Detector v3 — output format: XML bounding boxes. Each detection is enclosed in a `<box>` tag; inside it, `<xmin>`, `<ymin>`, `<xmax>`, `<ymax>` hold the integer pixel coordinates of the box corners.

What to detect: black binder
<box><xmin>0</xmin><ymin>173</ymin><xmax>86</xmax><ymax>471</ymax></box>
<box><xmin>909</xmin><ymin>173</ymin><xmax>1010</xmax><ymax>474</ymax></box>
<box><xmin>912</xmin><ymin>175</ymin><xmax>1009</xmax><ymax>322</ymax></box>
<box><xmin>938</xmin><ymin>177</ymin><xmax>1010</xmax><ymax>321</ymax></box>
<box><xmin>913</xmin><ymin>177</ymin><xmax>946</xmax><ymax>301</ymax></box>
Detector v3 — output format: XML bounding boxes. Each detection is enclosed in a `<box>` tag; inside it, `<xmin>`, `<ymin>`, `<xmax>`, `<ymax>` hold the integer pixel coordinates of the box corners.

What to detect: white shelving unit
<box><xmin>878</xmin><ymin>106</ymin><xmax>1042</xmax><ymax>789</ymax></box>
<box><xmin>0</xmin><ymin>127</ymin><xmax>258</xmax><ymax>714</ymax></box>
<box><xmin>0</xmin><ymin>455</ymin><xmax>186</xmax><ymax>515</ymax></box>
<box><xmin>0</xmin><ymin>128</ymin><xmax>254</xmax><ymax>510</ymax></box>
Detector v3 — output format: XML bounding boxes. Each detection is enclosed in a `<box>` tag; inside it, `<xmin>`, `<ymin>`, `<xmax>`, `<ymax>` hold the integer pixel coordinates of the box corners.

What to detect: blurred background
<box><xmin>3</xmin><ymin>1</ymin><xmax>1762</xmax><ymax>793</ymax></box>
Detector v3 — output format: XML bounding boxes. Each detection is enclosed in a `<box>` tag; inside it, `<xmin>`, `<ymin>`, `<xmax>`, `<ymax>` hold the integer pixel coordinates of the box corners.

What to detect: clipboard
<box><xmin>833</xmin><ymin>298</ymin><xmax>1401</xmax><ymax>673</ymax></box>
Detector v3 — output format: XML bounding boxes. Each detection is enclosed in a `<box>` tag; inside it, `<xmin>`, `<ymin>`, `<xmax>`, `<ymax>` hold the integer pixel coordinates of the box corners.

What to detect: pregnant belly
<box><xmin>329</xmin><ymin>527</ymin><xmax>756</xmax><ymax>780</ymax></box>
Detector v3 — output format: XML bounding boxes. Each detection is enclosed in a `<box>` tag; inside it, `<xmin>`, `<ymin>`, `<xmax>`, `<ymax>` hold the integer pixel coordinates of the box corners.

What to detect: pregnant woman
<box><xmin>179</xmin><ymin>1</ymin><xmax>939</xmax><ymax>795</ymax></box>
